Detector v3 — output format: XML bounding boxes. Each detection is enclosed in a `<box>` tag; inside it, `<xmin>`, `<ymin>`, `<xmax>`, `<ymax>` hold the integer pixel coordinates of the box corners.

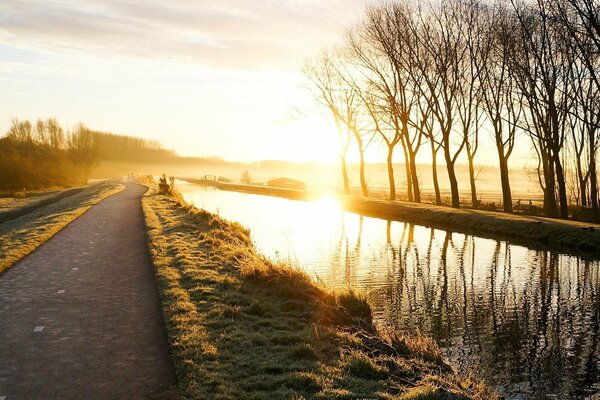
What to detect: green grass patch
<box><xmin>142</xmin><ymin>187</ymin><xmax>497</xmax><ymax>400</ymax></box>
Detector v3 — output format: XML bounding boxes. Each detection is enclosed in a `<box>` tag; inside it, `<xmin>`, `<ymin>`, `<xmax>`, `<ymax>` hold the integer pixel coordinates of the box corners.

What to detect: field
<box><xmin>91</xmin><ymin>159</ymin><xmax>544</xmax><ymax>206</ymax></box>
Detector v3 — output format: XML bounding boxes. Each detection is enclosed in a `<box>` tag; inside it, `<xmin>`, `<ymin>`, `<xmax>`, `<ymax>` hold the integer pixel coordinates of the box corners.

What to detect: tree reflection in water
<box><xmin>178</xmin><ymin>185</ymin><xmax>600</xmax><ymax>399</ymax></box>
<box><xmin>331</xmin><ymin>220</ymin><xmax>600</xmax><ymax>399</ymax></box>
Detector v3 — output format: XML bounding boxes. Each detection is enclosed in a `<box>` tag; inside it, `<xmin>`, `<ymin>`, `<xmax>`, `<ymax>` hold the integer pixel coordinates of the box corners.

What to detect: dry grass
<box><xmin>0</xmin><ymin>188</ymin><xmax>65</xmax><ymax>212</ymax></box>
<box><xmin>142</xmin><ymin>186</ymin><xmax>497</xmax><ymax>400</ymax></box>
<box><xmin>0</xmin><ymin>182</ymin><xmax>123</xmax><ymax>274</ymax></box>
<box><xmin>344</xmin><ymin>196</ymin><xmax>600</xmax><ymax>257</ymax></box>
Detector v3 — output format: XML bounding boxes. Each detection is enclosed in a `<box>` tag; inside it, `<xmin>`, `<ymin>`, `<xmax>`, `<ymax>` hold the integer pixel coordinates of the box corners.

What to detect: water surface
<box><xmin>179</xmin><ymin>183</ymin><xmax>600</xmax><ymax>399</ymax></box>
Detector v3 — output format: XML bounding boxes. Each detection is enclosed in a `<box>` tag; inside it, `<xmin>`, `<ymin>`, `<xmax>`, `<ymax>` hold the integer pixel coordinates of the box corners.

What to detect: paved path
<box><xmin>0</xmin><ymin>183</ymin><xmax>176</xmax><ymax>400</ymax></box>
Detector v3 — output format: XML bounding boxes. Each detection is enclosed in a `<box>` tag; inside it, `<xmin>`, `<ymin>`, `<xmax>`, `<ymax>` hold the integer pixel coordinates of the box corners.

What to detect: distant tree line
<box><xmin>93</xmin><ymin>131</ymin><xmax>176</xmax><ymax>162</ymax></box>
<box><xmin>305</xmin><ymin>0</ymin><xmax>600</xmax><ymax>221</ymax></box>
<box><xmin>0</xmin><ymin>118</ymin><xmax>175</xmax><ymax>192</ymax></box>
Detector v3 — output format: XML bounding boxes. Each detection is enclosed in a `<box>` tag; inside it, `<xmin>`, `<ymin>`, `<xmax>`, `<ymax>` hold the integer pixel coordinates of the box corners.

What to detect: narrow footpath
<box><xmin>0</xmin><ymin>183</ymin><xmax>176</xmax><ymax>400</ymax></box>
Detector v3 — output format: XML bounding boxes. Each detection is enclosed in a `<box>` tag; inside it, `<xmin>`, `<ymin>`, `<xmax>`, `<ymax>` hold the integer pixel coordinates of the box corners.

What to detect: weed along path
<box><xmin>0</xmin><ymin>183</ymin><xmax>176</xmax><ymax>400</ymax></box>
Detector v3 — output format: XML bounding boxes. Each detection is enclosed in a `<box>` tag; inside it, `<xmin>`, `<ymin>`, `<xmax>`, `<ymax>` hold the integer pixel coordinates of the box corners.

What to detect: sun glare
<box><xmin>313</xmin><ymin>194</ymin><xmax>341</xmax><ymax>213</ymax></box>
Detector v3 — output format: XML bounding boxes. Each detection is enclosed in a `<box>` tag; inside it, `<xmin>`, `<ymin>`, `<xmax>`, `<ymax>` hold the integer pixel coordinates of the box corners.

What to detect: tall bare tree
<box><xmin>304</xmin><ymin>53</ymin><xmax>356</xmax><ymax>195</ymax></box>
<box><xmin>347</xmin><ymin>28</ymin><xmax>405</xmax><ymax>200</ymax></box>
<box><xmin>550</xmin><ymin>0</ymin><xmax>600</xmax><ymax>219</ymax></box>
<box><xmin>68</xmin><ymin>123</ymin><xmax>97</xmax><ymax>177</ymax></box>
<box><xmin>410</xmin><ymin>2</ymin><xmax>467</xmax><ymax>208</ymax></box>
<box><xmin>455</xmin><ymin>0</ymin><xmax>486</xmax><ymax>208</ymax></box>
<box><xmin>473</xmin><ymin>2</ymin><xmax>524</xmax><ymax>212</ymax></box>
<box><xmin>511</xmin><ymin>0</ymin><xmax>575</xmax><ymax>218</ymax></box>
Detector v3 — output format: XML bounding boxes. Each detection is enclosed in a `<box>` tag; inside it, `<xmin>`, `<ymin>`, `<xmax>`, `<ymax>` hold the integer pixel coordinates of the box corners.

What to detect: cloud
<box><xmin>0</xmin><ymin>0</ymin><xmax>370</xmax><ymax>69</ymax></box>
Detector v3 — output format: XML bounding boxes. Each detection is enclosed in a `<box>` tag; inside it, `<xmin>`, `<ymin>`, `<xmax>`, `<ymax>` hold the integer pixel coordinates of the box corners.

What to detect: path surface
<box><xmin>0</xmin><ymin>183</ymin><xmax>176</xmax><ymax>400</ymax></box>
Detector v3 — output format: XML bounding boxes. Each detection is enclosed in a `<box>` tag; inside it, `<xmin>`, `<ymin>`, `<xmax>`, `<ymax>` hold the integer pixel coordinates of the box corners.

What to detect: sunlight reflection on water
<box><xmin>179</xmin><ymin>182</ymin><xmax>600</xmax><ymax>399</ymax></box>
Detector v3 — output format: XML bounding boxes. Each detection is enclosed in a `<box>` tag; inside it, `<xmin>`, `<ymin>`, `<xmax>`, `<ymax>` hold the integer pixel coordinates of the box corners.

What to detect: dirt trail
<box><xmin>0</xmin><ymin>183</ymin><xmax>176</xmax><ymax>400</ymax></box>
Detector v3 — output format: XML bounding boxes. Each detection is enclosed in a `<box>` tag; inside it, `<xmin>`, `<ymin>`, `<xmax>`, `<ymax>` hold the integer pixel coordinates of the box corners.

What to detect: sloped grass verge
<box><xmin>142</xmin><ymin>189</ymin><xmax>496</xmax><ymax>400</ymax></box>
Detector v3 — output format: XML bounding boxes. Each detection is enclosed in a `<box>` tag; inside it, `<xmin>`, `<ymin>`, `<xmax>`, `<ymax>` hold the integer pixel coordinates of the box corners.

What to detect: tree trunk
<box><xmin>497</xmin><ymin>146</ymin><xmax>513</xmax><ymax>213</ymax></box>
<box><xmin>387</xmin><ymin>147</ymin><xmax>396</xmax><ymax>201</ymax></box>
<box><xmin>339</xmin><ymin>155</ymin><xmax>350</xmax><ymax>195</ymax></box>
<box><xmin>444</xmin><ymin>146</ymin><xmax>460</xmax><ymax>208</ymax></box>
<box><xmin>576</xmin><ymin>153</ymin><xmax>587</xmax><ymax>206</ymax></box>
<box><xmin>352</xmin><ymin>132</ymin><xmax>368</xmax><ymax>197</ymax></box>
<box><xmin>542</xmin><ymin>150</ymin><xmax>558</xmax><ymax>217</ymax></box>
<box><xmin>401</xmin><ymin>140</ymin><xmax>413</xmax><ymax>202</ymax></box>
<box><xmin>467</xmin><ymin>147</ymin><xmax>478</xmax><ymax>209</ymax></box>
<box><xmin>553</xmin><ymin>154</ymin><xmax>569</xmax><ymax>219</ymax></box>
<box><xmin>430</xmin><ymin>140</ymin><xmax>441</xmax><ymax>205</ymax></box>
<box><xmin>580</xmin><ymin>177</ymin><xmax>588</xmax><ymax>207</ymax></box>
<box><xmin>409</xmin><ymin>151</ymin><xmax>421</xmax><ymax>203</ymax></box>
<box><xmin>590</xmin><ymin>133</ymin><xmax>599</xmax><ymax>221</ymax></box>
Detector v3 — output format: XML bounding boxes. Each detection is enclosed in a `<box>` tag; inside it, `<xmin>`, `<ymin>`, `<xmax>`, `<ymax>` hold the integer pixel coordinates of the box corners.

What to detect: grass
<box><xmin>0</xmin><ymin>188</ymin><xmax>65</xmax><ymax>212</ymax></box>
<box><xmin>141</xmin><ymin>185</ymin><xmax>497</xmax><ymax>400</ymax></box>
<box><xmin>342</xmin><ymin>196</ymin><xmax>600</xmax><ymax>257</ymax></box>
<box><xmin>0</xmin><ymin>182</ymin><xmax>123</xmax><ymax>274</ymax></box>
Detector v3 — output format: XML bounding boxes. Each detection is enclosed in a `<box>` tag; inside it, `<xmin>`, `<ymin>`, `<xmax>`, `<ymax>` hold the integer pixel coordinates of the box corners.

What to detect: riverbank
<box><xmin>0</xmin><ymin>182</ymin><xmax>123</xmax><ymax>274</ymax></box>
<box><xmin>142</xmin><ymin>186</ymin><xmax>496</xmax><ymax>399</ymax></box>
<box><xmin>177</xmin><ymin>178</ymin><xmax>600</xmax><ymax>258</ymax></box>
<box><xmin>343</xmin><ymin>197</ymin><xmax>600</xmax><ymax>257</ymax></box>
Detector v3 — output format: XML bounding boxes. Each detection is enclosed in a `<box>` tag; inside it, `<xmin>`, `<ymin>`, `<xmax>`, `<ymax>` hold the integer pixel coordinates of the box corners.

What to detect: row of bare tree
<box><xmin>1</xmin><ymin>118</ymin><xmax>175</xmax><ymax>192</ymax></box>
<box><xmin>0</xmin><ymin>118</ymin><xmax>98</xmax><ymax>191</ymax></box>
<box><xmin>305</xmin><ymin>0</ymin><xmax>599</xmax><ymax>221</ymax></box>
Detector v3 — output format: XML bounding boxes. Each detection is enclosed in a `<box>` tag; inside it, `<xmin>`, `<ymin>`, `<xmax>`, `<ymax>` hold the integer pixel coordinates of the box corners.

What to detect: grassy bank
<box><xmin>0</xmin><ymin>188</ymin><xmax>63</xmax><ymax>211</ymax></box>
<box><xmin>142</xmin><ymin>187</ymin><xmax>496</xmax><ymax>399</ymax></box>
<box><xmin>344</xmin><ymin>197</ymin><xmax>600</xmax><ymax>257</ymax></box>
<box><xmin>0</xmin><ymin>182</ymin><xmax>123</xmax><ymax>274</ymax></box>
<box><xmin>0</xmin><ymin>186</ymin><xmax>86</xmax><ymax>224</ymax></box>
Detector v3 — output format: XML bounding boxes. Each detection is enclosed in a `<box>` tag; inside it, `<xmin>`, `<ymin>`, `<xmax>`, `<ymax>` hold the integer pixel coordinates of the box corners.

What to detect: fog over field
<box><xmin>91</xmin><ymin>159</ymin><xmax>542</xmax><ymax>203</ymax></box>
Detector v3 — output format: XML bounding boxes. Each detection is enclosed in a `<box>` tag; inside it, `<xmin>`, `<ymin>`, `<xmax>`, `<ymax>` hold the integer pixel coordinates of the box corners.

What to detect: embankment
<box><xmin>178</xmin><ymin>177</ymin><xmax>313</xmax><ymax>201</ymax></box>
<box><xmin>0</xmin><ymin>187</ymin><xmax>85</xmax><ymax>224</ymax></box>
<box><xmin>343</xmin><ymin>197</ymin><xmax>600</xmax><ymax>257</ymax></box>
<box><xmin>142</xmin><ymin>186</ymin><xmax>496</xmax><ymax>400</ymax></box>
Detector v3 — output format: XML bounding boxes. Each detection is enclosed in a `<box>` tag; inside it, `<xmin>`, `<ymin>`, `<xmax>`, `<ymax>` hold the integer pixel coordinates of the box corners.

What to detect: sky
<box><xmin>0</xmin><ymin>0</ymin><xmax>375</xmax><ymax>162</ymax></box>
<box><xmin>0</xmin><ymin>0</ymin><xmax>534</xmax><ymax>166</ymax></box>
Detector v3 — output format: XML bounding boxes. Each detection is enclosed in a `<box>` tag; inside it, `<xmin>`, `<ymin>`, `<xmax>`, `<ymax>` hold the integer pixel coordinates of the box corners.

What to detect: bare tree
<box><xmin>511</xmin><ymin>0</ymin><xmax>575</xmax><ymax>218</ymax></box>
<box><xmin>6</xmin><ymin>119</ymin><xmax>34</xmax><ymax>143</ymax></box>
<box><xmin>241</xmin><ymin>170</ymin><xmax>252</xmax><ymax>185</ymax></box>
<box><xmin>46</xmin><ymin>118</ymin><xmax>65</xmax><ymax>151</ymax></box>
<box><xmin>474</xmin><ymin>2</ymin><xmax>524</xmax><ymax>212</ymax></box>
<box><xmin>419</xmin><ymin>99</ymin><xmax>443</xmax><ymax>205</ymax></box>
<box><xmin>410</xmin><ymin>2</ymin><xmax>467</xmax><ymax>208</ymax></box>
<box><xmin>550</xmin><ymin>0</ymin><xmax>600</xmax><ymax>219</ymax></box>
<box><xmin>347</xmin><ymin>28</ymin><xmax>405</xmax><ymax>200</ymax></box>
<box><xmin>304</xmin><ymin>53</ymin><xmax>355</xmax><ymax>195</ymax></box>
<box><xmin>68</xmin><ymin>123</ymin><xmax>97</xmax><ymax>177</ymax></box>
<box><xmin>330</xmin><ymin>57</ymin><xmax>378</xmax><ymax>197</ymax></box>
<box><xmin>456</xmin><ymin>0</ymin><xmax>486</xmax><ymax>209</ymax></box>
<box><xmin>34</xmin><ymin>119</ymin><xmax>47</xmax><ymax>145</ymax></box>
<box><xmin>359</xmin><ymin>3</ymin><xmax>425</xmax><ymax>202</ymax></box>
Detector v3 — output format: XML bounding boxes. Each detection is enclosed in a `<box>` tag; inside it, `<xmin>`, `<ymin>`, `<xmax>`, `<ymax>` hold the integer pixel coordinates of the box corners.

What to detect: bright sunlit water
<box><xmin>179</xmin><ymin>182</ymin><xmax>600</xmax><ymax>399</ymax></box>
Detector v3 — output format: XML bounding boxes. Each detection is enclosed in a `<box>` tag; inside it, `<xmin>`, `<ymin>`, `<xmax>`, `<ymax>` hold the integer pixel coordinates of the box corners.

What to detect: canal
<box><xmin>179</xmin><ymin>182</ymin><xmax>600</xmax><ymax>399</ymax></box>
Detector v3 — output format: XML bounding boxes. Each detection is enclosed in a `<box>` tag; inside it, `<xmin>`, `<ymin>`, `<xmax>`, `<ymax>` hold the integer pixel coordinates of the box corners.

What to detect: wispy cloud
<box><xmin>0</xmin><ymin>0</ymin><xmax>375</xmax><ymax>161</ymax></box>
<box><xmin>0</xmin><ymin>0</ymin><xmax>368</xmax><ymax>69</ymax></box>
